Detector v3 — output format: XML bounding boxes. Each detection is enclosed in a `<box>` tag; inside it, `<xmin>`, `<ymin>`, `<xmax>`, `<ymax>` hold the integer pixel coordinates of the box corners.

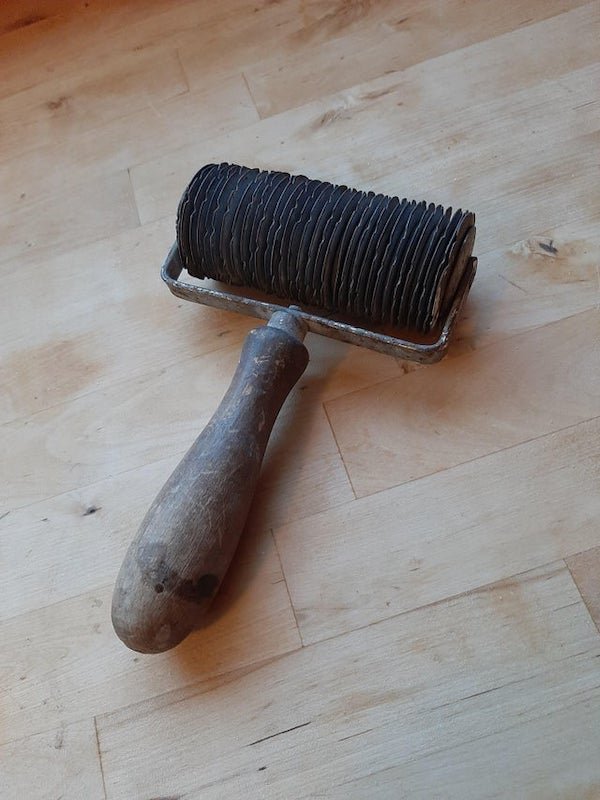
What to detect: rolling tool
<box><xmin>112</xmin><ymin>163</ymin><xmax>477</xmax><ymax>653</ymax></box>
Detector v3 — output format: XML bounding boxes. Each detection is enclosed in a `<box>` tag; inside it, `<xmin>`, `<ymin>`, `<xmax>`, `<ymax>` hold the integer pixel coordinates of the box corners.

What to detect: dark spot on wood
<box><xmin>2</xmin><ymin>14</ymin><xmax>46</xmax><ymax>34</ymax></box>
<box><xmin>248</xmin><ymin>720</ymin><xmax>312</xmax><ymax>746</ymax></box>
<box><xmin>217</xmin><ymin>329</ymin><xmax>231</xmax><ymax>337</ymax></box>
<box><xmin>315</xmin><ymin>107</ymin><xmax>352</xmax><ymax>129</ymax></box>
<box><xmin>573</xmin><ymin>99</ymin><xmax>595</xmax><ymax>110</ymax></box>
<box><xmin>361</xmin><ymin>85</ymin><xmax>396</xmax><ymax>101</ymax></box>
<box><xmin>42</xmin><ymin>517</ymin><xmax>49</xmax><ymax>522</ymax></box>
<box><xmin>338</xmin><ymin>727</ymin><xmax>373</xmax><ymax>742</ymax></box>
<box><xmin>500</xmin><ymin>274</ymin><xmax>528</xmax><ymax>294</ymax></box>
<box><xmin>538</xmin><ymin>240</ymin><xmax>558</xmax><ymax>255</ymax></box>
<box><xmin>83</xmin><ymin>505</ymin><xmax>100</xmax><ymax>516</ymax></box>
<box><xmin>154</xmin><ymin>583</ymin><xmax>165</xmax><ymax>593</ymax></box>
<box><xmin>258</xmin><ymin>766</ymin><xmax>267</xmax><ymax>771</ymax></box>
<box><xmin>0</xmin><ymin>510</ymin><xmax>10</xmax><ymax>521</ymax></box>
<box><xmin>395</xmin><ymin>16</ymin><xmax>410</xmax><ymax>26</ymax></box>
<box><xmin>318</xmin><ymin>109</ymin><xmax>339</xmax><ymax>127</ymax></box>
<box><xmin>53</xmin><ymin>729</ymin><xmax>64</xmax><ymax>749</ymax></box>
<box><xmin>147</xmin><ymin>796</ymin><xmax>181</xmax><ymax>800</ymax></box>
<box><xmin>46</xmin><ymin>96</ymin><xmax>68</xmax><ymax>111</ymax></box>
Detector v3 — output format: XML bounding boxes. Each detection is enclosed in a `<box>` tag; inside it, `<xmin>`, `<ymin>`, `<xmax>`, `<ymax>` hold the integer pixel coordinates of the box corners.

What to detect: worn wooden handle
<box><xmin>111</xmin><ymin>311</ymin><xmax>309</xmax><ymax>653</ymax></box>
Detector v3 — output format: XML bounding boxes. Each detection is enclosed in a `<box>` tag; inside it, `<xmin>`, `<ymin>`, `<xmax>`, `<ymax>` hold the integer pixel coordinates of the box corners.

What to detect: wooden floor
<box><xmin>2</xmin><ymin>1</ymin><xmax>599</xmax><ymax>797</ymax></box>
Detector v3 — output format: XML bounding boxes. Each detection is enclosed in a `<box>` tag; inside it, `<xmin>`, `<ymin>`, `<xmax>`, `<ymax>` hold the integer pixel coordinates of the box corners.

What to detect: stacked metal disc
<box><xmin>176</xmin><ymin>163</ymin><xmax>476</xmax><ymax>333</ymax></box>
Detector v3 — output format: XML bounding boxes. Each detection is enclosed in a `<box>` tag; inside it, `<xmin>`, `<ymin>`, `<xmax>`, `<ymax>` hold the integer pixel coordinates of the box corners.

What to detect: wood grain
<box><xmin>456</xmin><ymin>218</ymin><xmax>600</xmax><ymax>352</ymax></box>
<box><xmin>0</xmin><ymin>331</ymin><xmax>364</xmax><ymax>516</ymax></box>
<box><xmin>0</xmin><ymin>720</ymin><xmax>105</xmax><ymax>800</ymax></box>
<box><xmin>325</xmin><ymin>309</ymin><xmax>600</xmax><ymax>497</ymax></box>
<box><xmin>243</xmin><ymin>0</ymin><xmax>590</xmax><ymax>117</ymax></box>
<box><xmin>0</xmin><ymin>170</ymin><xmax>140</xmax><ymax>265</ymax></box>
<box><xmin>0</xmin><ymin>218</ymin><xmax>256</xmax><ymax>422</ymax></box>
<box><xmin>0</xmin><ymin>74</ymin><xmax>259</xmax><ymax>219</ymax></box>
<box><xmin>0</xmin><ymin>46</ymin><xmax>187</xmax><ymax>159</ymax></box>
<box><xmin>1</xmin><ymin>455</ymin><xmax>183</xmax><ymax>622</ymax></box>
<box><xmin>0</xmin><ymin>0</ymin><xmax>206</xmax><ymax>97</ymax></box>
<box><xmin>96</xmin><ymin>563</ymin><xmax>600</xmax><ymax>799</ymax></box>
<box><xmin>567</xmin><ymin>546</ymin><xmax>600</xmax><ymax>632</ymax></box>
<box><xmin>274</xmin><ymin>416</ymin><xmax>600</xmax><ymax>643</ymax></box>
<box><xmin>0</xmin><ymin>527</ymin><xmax>300</xmax><ymax>744</ymax></box>
<box><xmin>4</xmin><ymin>0</ymin><xmax>600</xmax><ymax>796</ymax></box>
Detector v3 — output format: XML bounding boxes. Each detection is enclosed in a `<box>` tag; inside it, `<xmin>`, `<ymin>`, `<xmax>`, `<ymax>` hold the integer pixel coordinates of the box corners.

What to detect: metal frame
<box><xmin>161</xmin><ymin>244</ymin><xmax>477</xmax><ymax>364</ymax></box>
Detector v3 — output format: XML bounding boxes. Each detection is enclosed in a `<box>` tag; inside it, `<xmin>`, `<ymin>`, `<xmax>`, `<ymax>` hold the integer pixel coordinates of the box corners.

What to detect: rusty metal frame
<box><xmin>161</xmin><ymin>244</ymin><xmax>476</xmax><ymax>364</ymax></box>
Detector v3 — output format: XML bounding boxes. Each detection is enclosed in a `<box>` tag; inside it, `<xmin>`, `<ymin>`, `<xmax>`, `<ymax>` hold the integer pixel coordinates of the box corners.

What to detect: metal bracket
<box><xmin>161</xmin><ymin>244</ymin><xmax>476</xmax><ymax>364</ymax></box>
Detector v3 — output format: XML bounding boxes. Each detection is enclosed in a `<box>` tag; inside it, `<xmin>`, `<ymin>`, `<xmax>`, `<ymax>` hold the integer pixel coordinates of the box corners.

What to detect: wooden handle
<box><xmin>111</xmin><ymin>311</ymin><xmax>309</xmax><ymax>653</ymax></box>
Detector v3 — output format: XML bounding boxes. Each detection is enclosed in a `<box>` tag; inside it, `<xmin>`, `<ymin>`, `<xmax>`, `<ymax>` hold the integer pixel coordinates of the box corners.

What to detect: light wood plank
<box><xmin>242</xmin><ymin>0</ymin><xmax>588</xmax><ymax>117</ymax></box>
<box><xmin>567</xmin><ymin>546</ymin><xmax>600</xmax><ymax>632</ymax></box>
<box><xmin>274</xmin><ymin>416</ymin><xmax>600</xmax><ymax>643</ymax></box>
<box><xmin>131</xmin><ymin>12</ymin><xmax>600</xmax><ymax>229</ymax></box>
<box><xmin>0</xmin><ymin>719</ymin><xmax>105</xmax><ymax>800</ymax></box>
<box><xmin>0</xmin><ymin>0</ymin><xmax>191</xmax><ymax>97</ymax></box>
<box><xmin>330</xmin><ymin>698</ymin><xmax>600</xmax><ymax>799</ymax></box>
<box><xmin>456</xmin><ymin>219</ymin><xmax>600</xmax><ymax>353</ymax></box>
<box><xmin>0</xmin><ymin>73</ymin><xmax>259</xmax><ymax>219</ymax></box>
<box><xmin>0</xmin><ymin>218</ymin><xmax>256</xmax><ymax>422</ymax></box>
<box><xmin>0</xmin><ymin>0</ymin><xmax>88</xmax><ymax>40</ymax></box>
<box><xmin>1</xmin><ymin>320</ymin><xmax>373</xmax><ymax>515</ymax></box>
<box><xmin>0</xmin><ymin>1</ymin><xmax>67</xmax><ymax>38</ymax></box>
<box><xmin>0</xmin><ymin>46</ymin><xmax>187</xmax><ymax>159</ymax></box>
<box><xmin>0</xmin><ymin>526</ymin><xmax>300</xmax><ymax>744</ymax></box>
<box><xmin>96</xmin><ymin>563</ymin><xmax>600</xmax><ymax>800</ymax></box>
<box><xmin>325</xmin><ymin>309</ymin><xmax>599</xmax><ymax>497</ymax></box>
<box><xmin>0</xmin><ymin>340</ymin><xmax>238</xmax><ymax>508</ymax></box>
<box><xmin>172</xmin><ymin>0</ymin><xmax>305</xmax><ymax>89</ymax></box>
<box><xmin>0</xmin><ymin>0</ymin><xmax>297</xmax><ymax>100</ymax></box>
<box><xmin>0</xmin><ymin>170</ymin><xmax>140</xmax><ymax>266</ymax></box>
<box><xmin>0</xmin><ymin>454</ymin><xmax>182</xmax><ymax>621</ymax></box>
